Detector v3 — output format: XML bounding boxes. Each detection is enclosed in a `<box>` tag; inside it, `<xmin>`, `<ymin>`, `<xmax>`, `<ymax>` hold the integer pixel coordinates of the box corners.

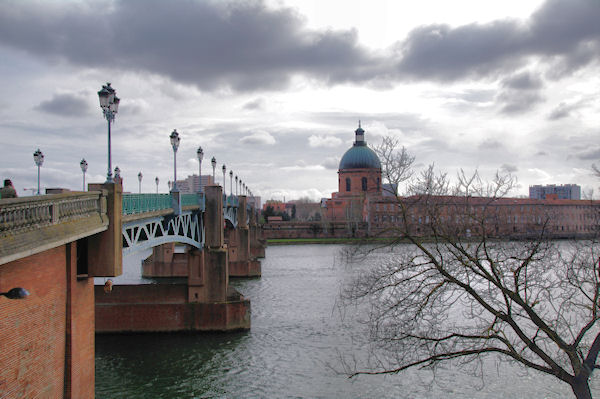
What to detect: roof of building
<box><xmin>339</xmin><ymin>145</ymin><xmax>381</xmax><ymax>169</ymax></box>
<box><xmin>338</xmin><ymin>122</ymin><xmax>381</xmax><ymax>170</ymax></box>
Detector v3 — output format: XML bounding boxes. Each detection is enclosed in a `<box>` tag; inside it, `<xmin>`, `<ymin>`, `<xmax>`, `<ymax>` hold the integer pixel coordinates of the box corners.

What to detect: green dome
<box><xmin>339</xmin><ymin>143</ymin><xmax>381</xmax><ymax>170</ymax></box>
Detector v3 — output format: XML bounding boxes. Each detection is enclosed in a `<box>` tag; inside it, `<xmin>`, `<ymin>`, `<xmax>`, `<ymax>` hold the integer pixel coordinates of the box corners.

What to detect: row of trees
<box><xmin>342</xmin><ymin>137</ymin><xmax>600</xmax><ymax>398</ymax></box>
<box><xmin>262</xmin><ymin>204</ymin><xmax>292</xmax><ymax>222</ymax></box>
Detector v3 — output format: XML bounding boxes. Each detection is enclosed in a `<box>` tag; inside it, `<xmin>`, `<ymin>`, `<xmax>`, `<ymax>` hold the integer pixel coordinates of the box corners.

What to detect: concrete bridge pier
<box><xmin>226</xmin><ymin>196</ymin><xmax>262</xmax><ymax>277</ymax></box>
<box><xmin>249</xmin><ymin>208</ymin><xmax>266</xmax><ymax>259</ymax></box>
<box><xmin>95</xmin><ymin>185</ymin><xmax>250</xmax><ymax>333</ymax></box>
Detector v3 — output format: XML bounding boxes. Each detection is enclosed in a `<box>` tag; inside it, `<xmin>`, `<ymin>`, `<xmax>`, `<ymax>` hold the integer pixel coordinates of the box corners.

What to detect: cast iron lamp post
<box><xmin>97</xmin><ymin>83</ymin><xmax>120</xmax><ymax>183</ymax></box>
<box><xmin>229</xmin><ymin>170</ymin><xmax>233</xmax><ymax>195</ymax></box>
<box><xmin>222</xmin><ymin>164</ymin><xmax>226</xmax><ymax>194</ymax></box>
<box><xmin>211</xmin><ymin>157</ymin><xmax>216</xmax><ymax>183</ymax></box>
<box><xmin>33</xmin><ymin>149</ymin><xmax>44</xmax><ymax>195</ymax></box>
<box><xmin>155</xmin><ymin>177</ymin><xmax>159</xmax><ymax>193</ymax></box>
<box><xmin>235</xmin><ymin>175</ymin><xmax>238</xmax><ymax>195</ymax></box>
<box><xmin>80</xmin><ymin>159</ymin><xmax>88</xmax><ymax>191</ymax></box>
<box><xmin>138</xmin><ymin>172</ymin><xmax>143</xmax><ymax>193</ymax></box>
<box><xmin>196</xmin><ymin>146</ymin><xmax>203</xmax><ymax>192</ymax></box>
<box><xmin>169</xmin><ymin>130</ymin><xmax>180</xmax><ymax>191</ymax></box>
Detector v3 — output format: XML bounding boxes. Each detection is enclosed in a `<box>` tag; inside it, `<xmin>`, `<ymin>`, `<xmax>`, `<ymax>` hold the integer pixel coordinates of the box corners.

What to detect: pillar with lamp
<box><xmin>97</xmin><ymin>83</ymin><xmax>120</xmax><ymax>183</ymax></box>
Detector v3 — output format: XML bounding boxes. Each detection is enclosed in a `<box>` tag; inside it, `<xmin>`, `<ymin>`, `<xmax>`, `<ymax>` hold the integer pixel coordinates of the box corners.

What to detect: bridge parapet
<box><xmin>0</xmin><ymin>191</ymin><xmax>108</xmax><ymax>265</ymax></box>
<box><xmin>224</xmin><ymin>194</ymin><xmax>239</xmax><ymax>208</ymax></box>
<box><xmin>122</xmin><ymin>193</ymin><xmax>205</xmax><ymax>215</ymax></box>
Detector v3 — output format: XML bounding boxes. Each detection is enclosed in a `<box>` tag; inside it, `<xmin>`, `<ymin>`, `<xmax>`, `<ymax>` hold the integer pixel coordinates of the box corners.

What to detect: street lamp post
<box><xmin>197</xmin><ymin>146</ymin><xmax>203</xmax><ymax>192</ymax></box>
<box><xmin>222</xmin><ymin>165</ymin><xmax>226</xmax><ymax>194</ymax></box>
<box><xmin>229</xmin><ymin>170</ymin><xmax>233</xmax><ymax>196</ymax></box>
<box><xmin>168</xmin><ymin>180</ymin><xmax>172</xmax><ymax>191</ymax></box>
<box><xmin>169</xmin><ymin>130</ymin><xmax>180</xmax><ymax>191</ymax></box>
<box><xmin>80</xmin><ymin>159</ymin><xmax>88</xmax><ymax>191</ymax></box>
<box><xmin>97</xmin><ymin>83</ymin><xmax>120</xmax><ymax>183</ymax></box>
<box><xmin>235</xmin><ymin>176</ymin><xmax>238</xmax><ymax>195</ymax></box>
<box><xmin>33</xmin><ymin>149</ymin><xmax>44</xmax><ymax>195</ymax></box>
<box><xmin>0</xmin><ymin>287</ymin><xmax>30</xmax><ymax>299</ymax></box>
<box><xmin>211</xmin><ymin>157</ymin><xmax>216</xmax><ymax>183</ymax></box>
<box><xmin>155</xmin><ymin>177</ymin><xmax>159</xmax><ymax>193</ymax></box>
<box><xmin>138</xmin><ymin>172</ymin><xmax>143</xmax><ymax>193</ymax></box>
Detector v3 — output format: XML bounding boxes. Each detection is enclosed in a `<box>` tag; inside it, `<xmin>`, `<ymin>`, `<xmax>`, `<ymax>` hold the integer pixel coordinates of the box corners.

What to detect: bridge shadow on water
<box><xmin>96</xmin><ymin>331</ymin><xmax>250</xmax><ymax>399</ymax></box>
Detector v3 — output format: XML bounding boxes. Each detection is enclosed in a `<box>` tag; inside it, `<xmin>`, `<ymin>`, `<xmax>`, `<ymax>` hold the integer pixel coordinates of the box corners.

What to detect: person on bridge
<box><xmin>0</xmin><ymin>179</ymin><xmax>17</xmax><ymax>199</ymax></box>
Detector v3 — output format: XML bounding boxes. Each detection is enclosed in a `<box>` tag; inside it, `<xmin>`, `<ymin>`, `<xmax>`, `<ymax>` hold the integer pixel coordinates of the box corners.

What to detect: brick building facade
<box><xmin>264</xmin><ymin>124</ymin><xmax>599</xmax><ymax>240</ymax></box>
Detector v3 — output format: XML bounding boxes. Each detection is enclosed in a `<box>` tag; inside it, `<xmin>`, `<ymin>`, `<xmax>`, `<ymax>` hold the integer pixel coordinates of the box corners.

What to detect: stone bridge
<box><xmin>1</xmin><ymin>181</ymin><xmax>266</xmax><ymax>336</ymax></box>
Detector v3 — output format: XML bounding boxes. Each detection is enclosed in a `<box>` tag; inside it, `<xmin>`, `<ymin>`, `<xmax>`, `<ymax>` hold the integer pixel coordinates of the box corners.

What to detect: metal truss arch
<box><xmin>223</xmin><ymin>206</ymin><xmax>237</xmax><ymax>228</ymax></box>
<box><xmin>122</xmin><ymin>211</ymin><xmax>204</xmax><ymax>256</ymax></box>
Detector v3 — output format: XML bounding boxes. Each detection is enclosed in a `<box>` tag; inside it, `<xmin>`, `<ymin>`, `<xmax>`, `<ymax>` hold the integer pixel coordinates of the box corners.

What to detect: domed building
<box><xmin>325</xmin><ymin>123</ymin><xmax>382</xmax><ymax>226</ymax></box>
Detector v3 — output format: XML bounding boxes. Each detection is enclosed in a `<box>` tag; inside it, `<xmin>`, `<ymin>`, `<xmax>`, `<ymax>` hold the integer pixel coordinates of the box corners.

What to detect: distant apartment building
<box><xmin>529</xmin><ymin>184</ymin><xmax>581</xmax><ymax>200</ymax></box>
<box><xmin>176</xmin><ymin>174</ymin><xmax>260</xmax><ymax>209</ymax></box>
<box><xmin>175</xmin><ymin>175</ymin><xmax>214</xmax><ymax>194</ymax></box>
<box><xmin>247</xmin><ymin>196</ymin><xmax>262</xmax><ymax>211</ymax></box>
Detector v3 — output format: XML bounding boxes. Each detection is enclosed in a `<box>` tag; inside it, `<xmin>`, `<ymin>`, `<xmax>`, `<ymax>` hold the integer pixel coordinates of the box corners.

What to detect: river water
<box><xmin>96</xmin><ymin>244</ymin><xmax>598</xmax><ymax>398</ymax></box>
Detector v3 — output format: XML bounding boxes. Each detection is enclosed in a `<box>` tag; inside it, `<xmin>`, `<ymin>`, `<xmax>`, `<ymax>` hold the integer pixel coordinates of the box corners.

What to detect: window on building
<box><xmin>346</xmin><ymin>178</ymin><xmax>351</xmax><ymax>192</ymax></box>
<box><xmin>361</xmin><ymin>177</ymin><xmax>367</xmax><ymax>191</ymax></box>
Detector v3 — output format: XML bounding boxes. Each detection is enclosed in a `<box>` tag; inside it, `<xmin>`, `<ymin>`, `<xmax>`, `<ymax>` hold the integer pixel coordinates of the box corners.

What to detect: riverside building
<box><xmin>264</xmin><ymin>123</ymin><xmax>599</xmax><ymax>239</ymax></box>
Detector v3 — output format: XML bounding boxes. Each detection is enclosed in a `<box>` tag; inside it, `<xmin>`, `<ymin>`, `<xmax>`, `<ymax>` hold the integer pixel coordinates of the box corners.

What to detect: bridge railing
<box><xmin>224</xmin><ymin>194</ymin><xmax>239</xmax><ymax>208</ymax></box>
<box><xmin>182</xmin><ymin>193</ymin><xmax>205</xmax><ymax>209</ymax></box>
<box><xmin>1</xmin><ymin>191</ymin><xmax>106</xmax><ymax>235</ymax></box>
<box><xmin>122</xmin><ymin>193</ymin><xmax>205</xmax><ymax>215</ymax></box>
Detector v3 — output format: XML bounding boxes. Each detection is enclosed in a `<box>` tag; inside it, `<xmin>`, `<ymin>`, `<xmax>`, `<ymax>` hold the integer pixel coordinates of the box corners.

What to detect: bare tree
<box><xmin>373</xmin><ymin>136</ymin><xmax>415</xmax><ymax>196</ymax></box>
<box><xmin>342</xmin><ymin>148</ymin><xmax>600</xmax><ymax>398</ymax></box>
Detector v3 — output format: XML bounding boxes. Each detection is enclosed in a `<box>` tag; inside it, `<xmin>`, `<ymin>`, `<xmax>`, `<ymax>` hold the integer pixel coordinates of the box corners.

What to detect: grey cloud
<box><xmin>547</xmin><ymin>100</ymin><xmax>587</xmax><ymax>120</ymax></box>
<box><xmin>396</xmin><ymin>21</ymin><xmax>523</xmax><ymax>81</ymax></box>
<box><xmin>501</xmin><ymin>71</ymin><xmax>543</xmax><ymax>90</ymax></box>
<box><xmin>0</xmin><ymin>0</ymin><xmax>598</xmax><ymax>92</ymax></box>
<box><xmin>548</xmin><ymin>102</ymin><xmax>572</xmax><ymax>120</ymax></box>
<box><xmin>35</xmin><ymin>93</ymin><xmax>91</xmax><ymax>116</ymax></box>
<box><xmin>0</xmin><ymin>0</ymin><xmax>379</xmax><ymax>92</ymax></box>
<box><xmin>499</xmin><ymin>90</ymin><xmax>545</xmax><ymax>114</ymax></box>
<box><xmin>575</xmin><ymin>147</ymin><xmax>600</xmax><ymax>160</ymax></box>
<box><xmin>501</xmin><ymin>163</ymin><xmax>518</xmax><ymax>173</ymax></box>
<box><xmin>321</xmin><ymin>157</ymin><xmax>340</xmax><ymax>170</ymax></box>
<box><xmin>496</xmin><ymin>71</ymin><xmax>545</xmax><ymax>114</ymax></box>
<box><xmin>478</xmin><ymin>139</ymin><xmax>504</xmax><ymax>150</ymax></box>
<box><xmin>239</xmin><ymin>131</ymin><xmax>276</xmax><ymax>145</ymax></box>
<box><xmin>242</xmin><ymin>98</ymin><xmax>266</xmax><ymax>111</ymax></box>
<box><xmin>535</xmin><ymin>151</ymin><xmax>548</xmax><ymax>156</ymax></box>
<box><xmin>444</xmin><ymin>89</ymin><xmax>496</xmax><ymax>104</ymax></box>
<box><xmin>396</xmin><ymin>0</ymin><xmax>600</xmax><ymax>82</ymax></box>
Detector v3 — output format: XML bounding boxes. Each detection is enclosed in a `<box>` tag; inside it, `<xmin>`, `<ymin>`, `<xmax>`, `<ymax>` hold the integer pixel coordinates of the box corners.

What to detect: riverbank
<box><xmin>267</xmin><ymin>237</ymin><xmax>395</xmax><ymax>245</ymax></box>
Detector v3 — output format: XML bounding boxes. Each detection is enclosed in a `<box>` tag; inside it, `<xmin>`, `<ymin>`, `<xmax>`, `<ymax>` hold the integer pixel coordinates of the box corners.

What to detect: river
<box><xmin>95</xmin><ymin>244</ymin><xmax>598</xmax><ymax>398</ymax></box>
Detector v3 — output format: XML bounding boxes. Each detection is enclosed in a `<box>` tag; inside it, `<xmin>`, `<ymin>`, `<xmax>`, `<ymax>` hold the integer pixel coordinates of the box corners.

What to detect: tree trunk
<box><xmin>571</xmin><ymin>379</ymin><xmax>592</xmax><ymax>399</ymax></box>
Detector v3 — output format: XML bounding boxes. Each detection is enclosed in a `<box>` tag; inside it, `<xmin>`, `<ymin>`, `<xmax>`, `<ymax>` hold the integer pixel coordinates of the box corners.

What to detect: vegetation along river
<box><xmin>96</xmin><ymin>244</ymin><xmax>599</xmax><ymax>398</ymax></box>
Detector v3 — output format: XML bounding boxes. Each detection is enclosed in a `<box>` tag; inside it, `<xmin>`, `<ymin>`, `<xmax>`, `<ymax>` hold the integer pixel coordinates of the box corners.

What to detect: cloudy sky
<box><xmin>1</xmin><ymin>0</ymin><xmax>599</xmax><ymax>200</ymax></box>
